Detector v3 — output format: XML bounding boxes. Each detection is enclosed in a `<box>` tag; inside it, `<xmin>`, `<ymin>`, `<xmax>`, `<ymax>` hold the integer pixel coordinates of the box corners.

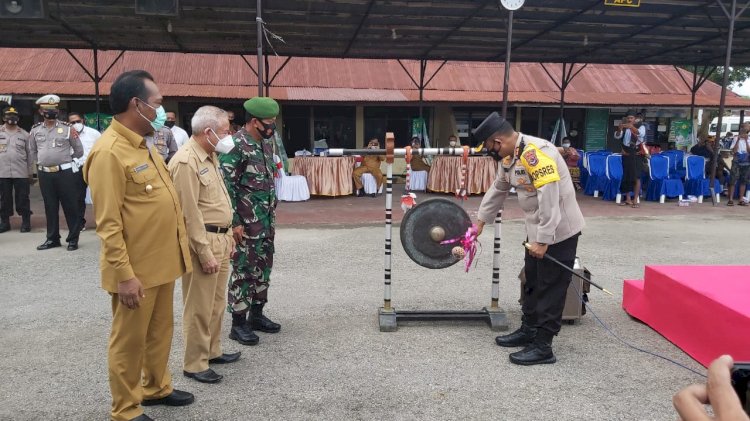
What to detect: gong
<box><xmin>400</xmin><ymin>198</ymin><xmax>472</xmax><ymax>269</ymax></box>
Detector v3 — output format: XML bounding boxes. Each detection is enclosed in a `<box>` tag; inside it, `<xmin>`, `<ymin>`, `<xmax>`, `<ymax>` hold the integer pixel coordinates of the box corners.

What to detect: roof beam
<box><xmin>343</xmin><ymin>0</ymin><xmax>375</xmax><ymax>57</ymax></box>
<box><xmin>563</xmin><ymin>1</ymin><xmax>713</xmax><ymax>63</ymax></box>
<box><xmin>420</xmin><ymin>0</ymin><xmax>495</xmax><ymax>58</ymax></box>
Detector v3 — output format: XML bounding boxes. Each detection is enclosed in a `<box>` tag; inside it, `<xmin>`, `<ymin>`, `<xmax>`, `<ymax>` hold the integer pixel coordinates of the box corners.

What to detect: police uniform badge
<box><xmin>523</xmin><ymin>149</ymin><xmax>538</xmax><ymax>166</ymax></box>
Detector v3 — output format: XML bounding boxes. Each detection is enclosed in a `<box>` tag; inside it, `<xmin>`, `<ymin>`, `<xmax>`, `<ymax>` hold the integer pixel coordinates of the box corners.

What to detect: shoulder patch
<box><xmin>31</xmin><ymin>122</ymin><xmax>42</xmax><ymax>128</ymax></box>
<box><xmin>519</xmin><ymin>143</ymin><xmax>560</xmax><ymax>189</ymax></box>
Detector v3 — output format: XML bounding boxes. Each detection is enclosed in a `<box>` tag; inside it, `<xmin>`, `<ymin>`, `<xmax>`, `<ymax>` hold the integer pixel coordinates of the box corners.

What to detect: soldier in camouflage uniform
<box><xmin>220</xmin><ymin>96</ymin><xmax>281</xmax><ymax>346</ymax></box>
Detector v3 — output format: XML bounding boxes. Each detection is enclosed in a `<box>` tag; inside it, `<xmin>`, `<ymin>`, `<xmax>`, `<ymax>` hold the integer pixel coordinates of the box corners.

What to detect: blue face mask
<box><xmin>137</xmin><ymin>99</ymin><xmax>167</xmax><ymax>131</ymax></box>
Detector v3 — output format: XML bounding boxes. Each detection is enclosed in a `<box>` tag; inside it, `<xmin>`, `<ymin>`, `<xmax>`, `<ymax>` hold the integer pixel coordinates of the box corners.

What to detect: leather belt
<box><xmin>205</xmin><ymin>224</ymin><xmax>230</xmax><ymax>234</ymax></box>
<box><xmin>38</xmin><ymin>162</ymin><xmax>74</xmax><ymax>173</ymax></box>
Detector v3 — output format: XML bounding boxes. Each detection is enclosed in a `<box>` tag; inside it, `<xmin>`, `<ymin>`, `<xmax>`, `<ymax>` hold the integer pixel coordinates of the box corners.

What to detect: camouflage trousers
<box><xmin>227</xmin><ymin>235</ymin><xmax>275</xmax><ymax>314</ymax></box>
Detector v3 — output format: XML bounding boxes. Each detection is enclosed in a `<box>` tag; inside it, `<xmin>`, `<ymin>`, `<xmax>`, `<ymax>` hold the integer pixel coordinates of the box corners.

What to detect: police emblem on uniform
<box><xmin>57</xmin><ymin>128</ymin><xmax>64</xmax><ymax>134</ymax></box>
<box><xmin>523</xmin><ymin>149</ymin><xmax>538</xmax><ymax>166</ymax></box>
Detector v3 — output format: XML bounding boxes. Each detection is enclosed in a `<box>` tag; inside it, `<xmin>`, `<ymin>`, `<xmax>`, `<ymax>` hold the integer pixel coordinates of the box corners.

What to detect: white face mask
<box><xmin>449</xmin><ymin>140</ymin><xmax>457</xmax><ymax>147</ymax></box>
<box><xmin>562</xmin><ymin>143</ymin><xmax>571</xmax><ymax>148</ymax></box>
<box><xmin>73</xmin><ymin>123</ymin><xmax>84</xmax><ymax>133</ymax></box>
<box><xmin>209</xmin><ymin>129</ymin><xmax>235</xmax><ymax>154</ymax></box>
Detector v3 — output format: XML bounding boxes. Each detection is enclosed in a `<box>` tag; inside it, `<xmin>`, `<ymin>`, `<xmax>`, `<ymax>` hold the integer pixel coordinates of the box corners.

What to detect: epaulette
<box><xmin>60</xmin><ymin>121</ymin><xmax>73</xmax><ymax>127</ymax></box>
<box><xmin>31</xmin><ymin>122</ymin><xmax>43</xmax><ymax>128</ymax></box>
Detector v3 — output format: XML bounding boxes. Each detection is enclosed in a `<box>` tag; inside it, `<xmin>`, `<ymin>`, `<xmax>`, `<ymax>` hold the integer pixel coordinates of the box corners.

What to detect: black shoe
<box><xmin>20</xmin><ymin>216</ymin><xmax>30</xmax><ymax>233</ymax></box>
<box><xmin>37</xmin><ymin>240</ymin><xmax>61</xmax><ymax>250</ymax></box>
<box><xmin>129</xmin><ymin>414</ymin><xmax>154</xmax><ymax>421</ymax></box>
<box><xmin>250</xmin><ymin>303</ymin><xmax>281</xmax><ymax>333</ymax></box>
<box><xmin>354</xmin><ymin>188</ymin><xmax>363</xmax><ymax>197</ymax></box>
<box><xmin>67</xmin><ymin>241</ymin><xmax>78</xmax><ymax>251</ymax></box>
<box><xmin>495</xmin><ymin>325</ymin><xmax>536</xmax><ymax>348</ymax></box>
<box><xmin>509</xmin><ymin>343</ymin><xmax>556</xmax><ymax>366</ymax></box>
<box><xmin>0</xmin><ymin>218</ymin><xmax>9</xmax><ymax>233</ymax></box>
<box><xmin>229</xmin><ymin>323</ymin><xmax>259</xmax><ymax>346</ymax></box>
<box><xmin>209</xmin><ymin>352</ymin><xmax>241</xmax><ymax>364</ymax></box>
<box><xmin>183</xmin><ymin>368</ymin><xmax>223</xmax><ymax>384</ymax></box>
<box><xmin>141</xmin><ymin>389</ymin><xmax>194</xmax><ymax>407</ymax></box>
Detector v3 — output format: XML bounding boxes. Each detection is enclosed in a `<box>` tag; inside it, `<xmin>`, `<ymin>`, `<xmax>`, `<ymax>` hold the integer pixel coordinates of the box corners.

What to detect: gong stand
<box><xmin>327</xmin><ymin>134</ymin><xmax>509</xmax><ymax>332</ymax></box>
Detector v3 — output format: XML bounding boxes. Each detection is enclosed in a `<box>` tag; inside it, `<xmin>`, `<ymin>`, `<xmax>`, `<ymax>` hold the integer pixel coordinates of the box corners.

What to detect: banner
<box><xmin>669</xmin><ymin>119</ymin><xmax>693</xmax><ymax>149</ymax></box>
<box><xmin>84</xmin><ymin>113</ymin><xmax>113</xmax><ymax>131</ymax></box>
<box><xmin>412</xmin><ymin>117</ymin><xmax>432</xmax><ymax>164</ymax></box>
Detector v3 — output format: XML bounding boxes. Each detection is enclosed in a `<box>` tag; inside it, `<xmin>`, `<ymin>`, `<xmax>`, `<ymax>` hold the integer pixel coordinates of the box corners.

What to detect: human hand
<box><xmin>232</xmin><ymin>225</ymin><xmax>244</xmax><ymax>244</ymax></box>
<box><xmin>475</xmin><ymin>220</ymin><xmax>485</xmax><ymax>236</ymax></box>
<box><xmin>29</xmin><ymin>177</ymin><xmax>37</xmax><ymax>186</ymax></box>
<box><xmin>201</xmin><ymin>257</ymin><xmax>219</xmax><ymax>274</ymax></box>
<box><xmin>527</xmin><ymin>242</ymin><xmax>548</xmax><ymax>259</ymax></box>
<box><xmin>118</xmin><ymin>277</ymin><xmax>145</xmax><ymax>310</ymax></box>
<box><xmin>673</xmin><ymin>355</ymin><xmax>750</xmax><ymax>421</ymax></box>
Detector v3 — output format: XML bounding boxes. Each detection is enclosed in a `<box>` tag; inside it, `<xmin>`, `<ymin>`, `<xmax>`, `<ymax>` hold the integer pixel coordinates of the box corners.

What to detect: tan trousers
<box><xmin>353</xmin><ymin>166</ymin><xmax>384</xmax><ymax>190</ymax></box>
<box><xmin>182</xmin><ymin>232</ymin><xmax>232</xmax><ymax>373</ymax></box>
<box><xmin>109</xmin><ymin>281</ymin><xmax>175</xmax><ymax>421</ymax></box>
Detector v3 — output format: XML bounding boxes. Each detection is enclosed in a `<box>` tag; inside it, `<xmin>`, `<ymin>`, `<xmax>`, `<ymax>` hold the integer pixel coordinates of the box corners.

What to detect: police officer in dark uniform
<box><xmin>0</xmin><ymin>107</ymin><xmax>33</xmax><ymax>233</ymax></box>
<box><xmin>29</xmin><ymin>94</ymin><xmax>84</xmax><ymax>251</ymax></box>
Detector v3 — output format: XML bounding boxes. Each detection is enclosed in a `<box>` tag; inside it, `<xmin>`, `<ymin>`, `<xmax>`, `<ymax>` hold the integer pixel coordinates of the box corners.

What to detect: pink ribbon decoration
<box><xmin>441</xmin><ymin>224</ymin><xmax>480</xmax><ymax>272</ymax></box>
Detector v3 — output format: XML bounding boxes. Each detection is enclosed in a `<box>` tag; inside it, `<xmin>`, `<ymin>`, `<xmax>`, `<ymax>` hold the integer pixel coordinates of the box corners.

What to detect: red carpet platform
<box><xmin>623</xmin><ymin>266</ymin><xmax>750</xmax><ymax>367</ymax></box>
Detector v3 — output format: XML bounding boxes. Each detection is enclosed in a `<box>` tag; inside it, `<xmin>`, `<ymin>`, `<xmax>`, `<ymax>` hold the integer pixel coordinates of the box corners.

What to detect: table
<box><xmin>427</xmin><ymin>156</ymin><xmax>498</xmax><ymax>195</ymax></box>
<box><xmin>291</xmin><ymin>156</ymin><xmax>356</xmax><ymax>196</ymax></box>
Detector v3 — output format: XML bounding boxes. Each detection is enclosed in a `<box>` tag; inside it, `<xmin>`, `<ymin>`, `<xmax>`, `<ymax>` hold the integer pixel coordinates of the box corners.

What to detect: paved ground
<box><xmin>1</xmin><ymin>189</ymin><xmax>748</xmax><ymax>420</ymax></box>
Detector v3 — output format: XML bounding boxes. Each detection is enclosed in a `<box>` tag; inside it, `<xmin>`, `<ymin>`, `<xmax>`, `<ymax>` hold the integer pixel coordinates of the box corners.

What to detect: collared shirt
<box><xmin>168</xmin><ymin>137</ymin><xmax>233</xmax><ymax>264</ymax></box>
<box><xmin>29</xmin><ymin>120</ymin><xmax>84</xmax><ymax>167</ymax></box>
<box><xmin>145</xmin><ymin>127</ymin><xmax>178</xmax><ymax>163</ymax></box>
<box><xmin>77</xmin><ymin>126</ymin><xmax>102</xmax><ymax>163</ymax></box>
<box><xmin>83</xmin><ymin>117</ymin><xmax>191</xmax><ymax>293</ymax></box>
<box><xmin>478</xmin><ymin>133</ymin><xmax>585</xmax><ymax>245</ymax></box>
<box><xmin>731</xmin><ymin>137</ymin><xmax>749</xmax><ymax>154</ymax></box>
<box><xmin>614</xmin><ymin>125</ymin><xmax>647</xmax><ymax>148</ymax></box>
<box><xmin>170</xmin><ymin>125</ymin><xmax>189</xmax><ymax>148</ymax></box>
<box><xmin>0</xmin><ymin>125</ymin><xmax>32</xmax><ymax>178</ymax></box>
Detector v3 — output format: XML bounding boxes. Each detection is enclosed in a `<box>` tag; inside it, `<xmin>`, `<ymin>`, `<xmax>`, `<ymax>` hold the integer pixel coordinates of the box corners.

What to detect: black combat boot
<box><xmin>509</xmin><ymin>329</ymin><xmax>556</xmax><ymax>366</ymax></box>
<box><xmin>495</xmin><ymin>324</ymin><xmax>537</xmax><ymax>347</ymax></box>
<box><xmin>229</xmin><ymin>313</ymin><xmax>259</xmax><ymax>346</ymax></box>
<box><xmin>249</xmin><ymin>303</ymin><xmax>281</xmax><ymax>333</ymax></box>
<box><xmin>20</xmin><ymin>214</ymin><xmax>30</xmax><ymax>233</ymax></box>
<box><xmin>0</xmin><ymin>217</ymin><xmax>9</xmax><ymax>233</ymax></box>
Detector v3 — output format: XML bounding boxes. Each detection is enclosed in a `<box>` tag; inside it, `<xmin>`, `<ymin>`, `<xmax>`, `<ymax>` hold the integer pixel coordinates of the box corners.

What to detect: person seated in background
<box><xmin>727</xmin><ymin>127</ymin><xmax>750</xmax><ymax>206</ymax></box>
<box><xmin>673</xmin><ymin>355</ymin><xmax>749</xmax><ymax>421</ymax></box>
<box><xmin>559</xmin><ymin>137</ymin><xmax>582</xmax><ymax>191</ymax></box>
<box><xmin>352</xmin><ymin>138</ymin><xmax>385</xmax><ymax>197</ymax></box>
<box><xmin>409</xmin><ymin>137</ymin><xmax>431</xmax><ymax>173</ymax></box>
<box><xmin>721</xmin><ymin>132</ymin><xmax>734</xmax><ymax>150</ymax></box>
<box><xmin>690</xmin><ymin>135</ymin><xmax>715</xmax><ymax>161</ymax></box>
<box><xmin>448</xmin><ymin>134</ymin><xmax>460</xmax><ymax>147</ymax></box>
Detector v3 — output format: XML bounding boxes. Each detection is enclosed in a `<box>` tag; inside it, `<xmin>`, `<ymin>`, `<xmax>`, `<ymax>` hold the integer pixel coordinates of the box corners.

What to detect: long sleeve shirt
<box><xmin>84</xmin><ymin>118</ymin><xmax>191</xmax><ymax>292</ymax></box>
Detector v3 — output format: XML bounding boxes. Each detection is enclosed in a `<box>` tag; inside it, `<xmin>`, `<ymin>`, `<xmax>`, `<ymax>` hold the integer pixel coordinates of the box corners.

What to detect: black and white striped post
<box><xmin>328</xmin><ymin>136</ymin><xmax>508</xmax><ymax>332</ymax></box>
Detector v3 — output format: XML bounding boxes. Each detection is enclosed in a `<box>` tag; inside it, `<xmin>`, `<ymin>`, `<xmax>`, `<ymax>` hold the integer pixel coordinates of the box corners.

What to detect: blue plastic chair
<box><xmin>584</xmin><ymin>152</ymin><xmax>608</xmax><ymax>197</ymax></box>
<box><xmin>603</xmin><ymin>154</ymin><xmax>623</xmax><ymax>201</ymax></box>
<box><xmin>578</xmin><ymin>150</ymin><xmax>588</xmax><ymax>188</ymax></box>
<box><xmin>683</xmin><ymin>155</ymin><xmax>718</xmax><ymax>204</ymax></box>
<box><xmin>663</xmin><ymin>150</ymin><xmax>686</xmax><ymax>179</ymax></box>
<box><xmin>646</xmin><ymin>154</ymin><xmax>685</xmax><ymax>203</ymax></box>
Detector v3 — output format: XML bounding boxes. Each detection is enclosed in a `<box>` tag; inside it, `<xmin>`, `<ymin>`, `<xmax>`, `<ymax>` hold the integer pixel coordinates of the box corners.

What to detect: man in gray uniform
<box><xmin>29</xmin><ymin>94</ymin><xmax>84</xmax><ymax>251</ymax></box>
<box><xmin>146</xmin><ymin>126</ymin><xmax>178</xmax><ymax>163</ymax></box>
<box><xmin>473</xmin><ymin>112</ymin><xmax>585</xmax><ymax>366</ymax></box>
<box><xmin>0</xmin><ymin>107</ymin><xmax>33</xmax><ymax>233</ymax></box>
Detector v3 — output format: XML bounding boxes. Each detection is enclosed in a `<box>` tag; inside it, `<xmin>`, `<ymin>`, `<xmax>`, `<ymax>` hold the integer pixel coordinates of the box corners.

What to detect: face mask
<box><xmin>164</xmin><ymin>120</ymin><xmax>176</xmax><ymax>128</ymax></box>
<box><xmin>5</xmin><ymin>117</ymin><xmax>18</xmax><ymax>125</ymax></box>
<box><xmin>488</xmin><ymin>149</ymin><xmax>502</xmax><ymax>162</ymax></box>
<box><xmin>42</xmin><ymin>110</ymin><xmax>58</xmax><ymax>120</ymax></box>
<box><xmin>73</xmin><ymin>123</ymin><xmax>84</xmax><ymax>133</ymax></box>
<box><xmin>449</xmin><ymin>141</ymin><xmax>457</xmax><ymax>147</ymax></box>
<box><xmin>136</xmin><ymin>99</ymin><xmax>167</xmax><ymax>131</ymax></box>
<box><xmin>369</xmin><ymin>144</ymin><xmax>379</xmax><ymax>149</ymax></box>
<box><xmin>209</xmin><ymin>129</ymin><xmax>235</xmax><ymax>154</ymax></box>
<box><xmin>257</xmin><ymin>119</ymin><xmax>276</xmax><ymax>139</ymax></box>
<box><xmin>562</xmin><ymin>143</ymin><xmax>571</xmax><ymax>148</ymax></box>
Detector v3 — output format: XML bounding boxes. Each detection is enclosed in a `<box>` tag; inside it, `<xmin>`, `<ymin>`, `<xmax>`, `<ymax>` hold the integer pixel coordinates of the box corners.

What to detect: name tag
<box><xmin>199</xmin><ymin>167</ymin><xmax>209</xmax><ymax>175</ymax></box>
<box><xmin>134</xmin><ymin>163</ymin><xmax>149</xmax><ymax>173</ymax></box>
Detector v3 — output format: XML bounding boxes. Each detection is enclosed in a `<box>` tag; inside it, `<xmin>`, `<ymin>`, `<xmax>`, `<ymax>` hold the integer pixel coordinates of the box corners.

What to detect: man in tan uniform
<box><xmin>352</xmin><ymin>138</ymin><xmax>385</xmax><ymax>196</ymax></box>
<box><xmin>168</xmin><ymin>106</ymin><xmax>241</xmax><ymax>384</ymax></box>
<box><xmin>0</xmin><ymin>107</ymin><xmax>33</xmax><ymax>233</ymax></box>
<box><xmin>474</xmin><ymin>112</ymin><xmax>585</xmax><ymax>366</ymax></box>
<box><xmin>84</xmin><ymin>70</ymin><xmax>194</xmax><ymax>421</ymax></box>
<box><xmin>409</xmin><ymin>137</ymin><xmax>431</xmax><ymax>173</ymax></box>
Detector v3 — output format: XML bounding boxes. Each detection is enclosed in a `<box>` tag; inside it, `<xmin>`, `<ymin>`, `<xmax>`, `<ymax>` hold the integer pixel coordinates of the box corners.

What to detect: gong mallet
<box><xmin>522</xmin><ymin>242</ymin><xmax>613</xmax><ymax>295</ymax></box>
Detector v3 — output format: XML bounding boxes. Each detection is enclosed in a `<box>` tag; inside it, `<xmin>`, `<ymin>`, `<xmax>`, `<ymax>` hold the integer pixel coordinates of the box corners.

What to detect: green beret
<box><xmin>243</xmin><ymin>97</ymin><xmax>279</xmax><ymax>119</ymax></box>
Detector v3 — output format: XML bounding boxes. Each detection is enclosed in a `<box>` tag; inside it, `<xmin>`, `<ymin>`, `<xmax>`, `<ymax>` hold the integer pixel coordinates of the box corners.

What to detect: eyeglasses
<box><xmin>70</xmin><ymin>120</ymin><xmax>83</xmax><ymax>124</ymax></box>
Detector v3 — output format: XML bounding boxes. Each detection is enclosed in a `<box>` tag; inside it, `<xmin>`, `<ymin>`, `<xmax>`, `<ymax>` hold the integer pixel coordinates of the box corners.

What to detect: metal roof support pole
<box><xmin>419</xmin><ymin>59</ymin><xmax>426</xmax><ymax>142</ymax></box>
<box><xmin>540</xmin><ymin>63</ymin><xmax>587</xmax><ymax>145</ymax></box>
<box><xmin>501</xmin><ymin>10</ymin><xmax>514</xmax><ymax>120</ymax></box>
<box><xmin>710</xmin><ymin>0</ymin><xmax>745</xmax><ymax>205</ymax></box>
<box><xmin>264</xmin><ymin>54</ymin><xmax>270</xmax><ymax>97</ymax></box>
<box><xmin>674</xmin><ymin>65</ymin><xmax>717</xmax><ymax>140</ymax></box>
<box><xmin>256</xmin><ymin>0</ymin><xmax>264</xmax><ymax>98</ymax></box>
<box><xmin>93</xmin><ymin>47</ymin><xmax>101</xmax><ymax>132</ymax></box>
